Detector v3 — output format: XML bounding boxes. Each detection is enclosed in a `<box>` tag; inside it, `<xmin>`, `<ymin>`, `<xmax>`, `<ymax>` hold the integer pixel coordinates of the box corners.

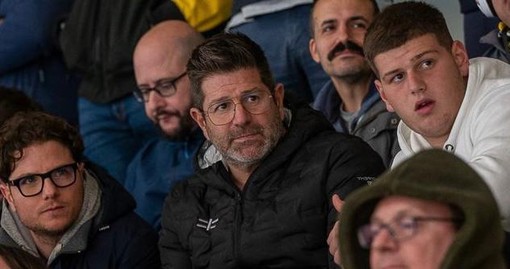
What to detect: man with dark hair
<box><xmin>0</xmin><ymin>112</ymin><xmax>160</xmax><ymax>268</ymax></box>
<box><xmin>309</xmin><ymin>0</ymin><xmax>399</xmax><ymax>167</ymax></box>
<box><xmin>158</xmin><ymin>32</ymin><xmax>385</xmax><ymax>268</ymax></box>
<box><xmin>340</xmin><ymin>149</ymin><xmax>506</xmax><ymax>268</ymax></box>
<box><xmin>364</xmin><ymin>1</ymin><xmax>510</xmax><ymax>231</ymax></box>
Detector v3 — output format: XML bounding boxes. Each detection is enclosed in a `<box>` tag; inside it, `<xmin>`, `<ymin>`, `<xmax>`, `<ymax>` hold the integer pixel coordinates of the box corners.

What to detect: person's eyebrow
<box><xmin>370</xmin><ymin>208</ymin><xmax>413</xmax><ymax>223</ymax></box>
<box><xmin>381</xmin><ymin>49</ymin><xmax>438</xmax><ymax>81</ymax></box>
<box><xmin>207</xmin><ymin>86</ymin><xmax>261</xmax><ymax>105</ymax></box>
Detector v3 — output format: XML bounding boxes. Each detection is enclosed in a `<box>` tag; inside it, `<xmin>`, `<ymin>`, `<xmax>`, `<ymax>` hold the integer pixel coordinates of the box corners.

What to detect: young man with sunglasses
<box><xmin>339</xmin><ymin>149</ymin><xmax>506</xmax><ymax>268</ymax></box>
<box><xmin>0</xmin><ymin>112</ymin><xmax>160</xmax><ymax>268</ymax></box>
<box><xmin>158</xmin><ymin>32</ymin><xmax>385</xmax><ymax>268</ymax></box>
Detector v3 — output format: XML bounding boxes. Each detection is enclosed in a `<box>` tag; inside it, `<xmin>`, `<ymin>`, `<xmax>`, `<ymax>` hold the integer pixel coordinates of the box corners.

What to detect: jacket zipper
<box><xmin>233</xmin><ymin>191</ymin><xmax>243</xmax><ymax>265</ymax></box>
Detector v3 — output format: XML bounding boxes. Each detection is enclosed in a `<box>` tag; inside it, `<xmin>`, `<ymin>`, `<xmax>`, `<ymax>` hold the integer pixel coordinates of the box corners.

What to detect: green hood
<box><xmin>339</xmin><ymin>149</ymin><xmax>505</xmax><ymax>269</ymax></box>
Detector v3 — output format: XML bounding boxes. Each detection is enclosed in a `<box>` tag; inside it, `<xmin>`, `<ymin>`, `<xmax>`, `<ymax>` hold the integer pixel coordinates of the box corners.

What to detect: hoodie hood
<box><xmin>339</xmin><ymin>149</ymin><xmax>505</xmax><ymax>269</ymax></box>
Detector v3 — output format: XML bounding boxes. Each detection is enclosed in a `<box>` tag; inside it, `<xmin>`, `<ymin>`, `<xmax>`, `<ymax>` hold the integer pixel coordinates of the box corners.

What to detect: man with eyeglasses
<box><xmin>158</xmin><ymin>32</ymin><xmax>385</xmax><ymax>268</ymax></box>
<box><xmin>0</xmin><ymin>111</ymin><xmax>160</xmax><ymax>268</ymax></box>
<box><xmin>339</xmin><ymin>149</ymin><xmax>506</xmax><ymax>269</ymax></box>
<box><xmin>339</xmin><ymin>149</ymin><xmax>506</xmax><ymax>268</ymax></box>
<box><xmin>127</xmin><ymin>20</ymin><xmax>205</xmax><ymax>230</ymax></box>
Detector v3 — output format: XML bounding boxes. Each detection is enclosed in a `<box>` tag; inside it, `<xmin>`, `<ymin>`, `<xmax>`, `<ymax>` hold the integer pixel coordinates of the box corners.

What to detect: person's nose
<box><xmin>41</xmin><ymin>177</ymin><xmax>59</xmax><ymax>199</ymax></box>
<box><xmin>147</xmin><ymin>90</ymin><xmax>166</xmax><ymax>110</ymax></box>
<box><xmin>407</xmin><ymin>71</ymin><xmax>426</xmax><ymax>95</ymax></box>
<box><xmin>337</xmin><ymin>23</ymin><xmax>350</xmax><ymax>42</ymax></box>
<box><xmin>231</xmin><ymin>101</ymin><xmax>252</xmax><ymax>126</ymax></box>
<box><xmin>370</xmin><ymin>227</ymin><xmax>398</xmax><ymax>251</ymax></box>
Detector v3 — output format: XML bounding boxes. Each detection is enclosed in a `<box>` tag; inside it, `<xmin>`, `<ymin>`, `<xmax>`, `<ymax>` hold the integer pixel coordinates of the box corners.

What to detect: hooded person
<box><xmin>339</xmin><ymin>149</ymin><xmax>505</xmax><ymax>269</ymax></box>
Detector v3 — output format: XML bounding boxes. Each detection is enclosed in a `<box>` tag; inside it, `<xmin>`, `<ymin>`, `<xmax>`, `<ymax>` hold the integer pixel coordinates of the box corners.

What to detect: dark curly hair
<box><xmin>0</xmin><ymin>111</ymin><xmax>83</xmax><ymax>182</ymax></box>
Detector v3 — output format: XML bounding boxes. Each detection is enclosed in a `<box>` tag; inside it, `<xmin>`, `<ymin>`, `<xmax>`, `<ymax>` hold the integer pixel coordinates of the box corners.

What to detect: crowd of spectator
<box><xmin>0</xmin><ymin>0</ymin><xmax>509</xmax><ymax>268</ymax></box>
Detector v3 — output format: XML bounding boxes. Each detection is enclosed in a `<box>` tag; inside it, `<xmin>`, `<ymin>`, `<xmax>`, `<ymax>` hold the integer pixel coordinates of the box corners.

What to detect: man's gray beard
<box><xmin>221</xmin><ymin>121</ymin><xmax>286</xmax><ymax>169</ymax></box>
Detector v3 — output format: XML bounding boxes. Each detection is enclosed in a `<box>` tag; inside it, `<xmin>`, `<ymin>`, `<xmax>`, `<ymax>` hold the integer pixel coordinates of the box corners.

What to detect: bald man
<box><xmin>125</xmin><ymin>21</ymin><xmax>205</xmax><ymax>230</ymax></box>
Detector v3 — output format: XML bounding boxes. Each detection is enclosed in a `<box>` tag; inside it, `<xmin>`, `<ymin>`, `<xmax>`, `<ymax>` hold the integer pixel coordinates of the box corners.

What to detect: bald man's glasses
<box><xmin>134</xmin><ymin>72</ymin><xmax>187</xmax><ymax>102</ymax></box>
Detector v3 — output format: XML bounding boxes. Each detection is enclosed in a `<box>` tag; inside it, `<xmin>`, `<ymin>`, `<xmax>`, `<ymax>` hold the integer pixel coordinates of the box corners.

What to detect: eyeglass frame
<box><xmin>133</xmin><ymin>71</ymin><xmax>187</xmax><ymax>103</ymax></box>
<box><xmin>7</xmin><ymin>162</ymin><xmax>80</xmax><ymax>197</ymax></box>
<box><xmin>202</xmin><ymin>89</ymin><xmax>275</xmax><ymax>126</ymax></box>
<box><xmin>357</xmin><ymin>214</ymin><xmax>463</xmax><ymax>249</ymax></box>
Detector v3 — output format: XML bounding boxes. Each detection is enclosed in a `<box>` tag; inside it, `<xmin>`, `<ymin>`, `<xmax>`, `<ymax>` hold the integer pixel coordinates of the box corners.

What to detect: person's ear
<box><xmin>76</xmin><ymin>162</ymin><xmax>86</xmax><ymax>179</ymax></box>
<box><xmin>273</xmin><ymin>83</ymin><xmax>285</xmax><ymax>120</ymax></box>
<box><xmin>0</xmin><ymin>182</ymin><xmax>16</xmax><ymax>212</ymax></box>
<box><xmin>190</xmin><ymin>108</ymin><xmax>210</xmax><ymax>140</ymax></box>
<box><xmin>309</xmin><ymin>38</ymin><xmax>321</xmax><ymax>63</ymax></box>
<box><xmin>375</xmin><ymin>79</ymin><xmax>395</xmax><ymax>112</ymax></box>
<box><xmin>451</xmin><ymin>41</ymin><xmax>469</xmax><ymax>77</ymax></box>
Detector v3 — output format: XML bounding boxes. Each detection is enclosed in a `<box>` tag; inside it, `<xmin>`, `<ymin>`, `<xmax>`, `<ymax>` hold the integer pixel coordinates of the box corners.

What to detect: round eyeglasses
<box><xmin>205</xmin><ymin>90</ymin><xmax>274</xmax><ymax>126</ymax></box>
<box><xmin>133</xmin><ymin>72</ymin><xmax>187</xmax><ymax>102</ymax></box>
<box><xmin>8</xmin><ymin>163</ymin><xmax>80</xmax><ymax>197</ymax></box>
<box><xmin>357</xmin><ymin>215</ymin><xmax>462</xmax><ymax>249</ymax></box>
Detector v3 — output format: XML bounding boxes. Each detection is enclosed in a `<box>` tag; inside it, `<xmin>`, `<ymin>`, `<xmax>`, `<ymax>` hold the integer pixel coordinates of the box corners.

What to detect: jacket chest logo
<box><xmin>196</xmin><ymin>218</ymin><xmax>219</xmax><ymax>231</ymax></box>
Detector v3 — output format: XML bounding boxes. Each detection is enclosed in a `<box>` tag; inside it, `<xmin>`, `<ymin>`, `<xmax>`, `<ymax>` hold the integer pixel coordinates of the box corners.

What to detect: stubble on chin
<box><xmin>219</xmin><ymin>121</ymin><xmax>286</xmax><ymax>168</ymax></box>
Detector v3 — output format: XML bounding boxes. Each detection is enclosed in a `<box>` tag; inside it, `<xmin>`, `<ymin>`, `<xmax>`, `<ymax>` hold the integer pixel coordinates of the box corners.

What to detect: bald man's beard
<box><xmin>156</xmin><ymin>112</ymin><xmax>196</xmax><ymax>140</ymax></box>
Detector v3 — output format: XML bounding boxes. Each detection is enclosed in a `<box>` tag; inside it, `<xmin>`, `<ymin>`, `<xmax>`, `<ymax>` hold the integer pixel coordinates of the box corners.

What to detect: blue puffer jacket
<box><xmin>0</xmin><ymin>0</ymin><xmax>79</xmax><ymax>125</ymax></box>
<box><xmin>0</xmin><ymin>162</ymin><xmax>160</xmax><ymax>269</ymax></box>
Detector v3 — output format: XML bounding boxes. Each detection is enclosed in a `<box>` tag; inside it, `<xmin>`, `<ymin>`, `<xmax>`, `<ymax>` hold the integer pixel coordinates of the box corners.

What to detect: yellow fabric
<box><xmin>498</xmin><ymin>21</ymin><xmax>507</xmax><ymax>32</ymax></box>
<box><xmin>172</xmin><ymin>0</ymin><xmax>233</xmax><ymax>32</ymax></box>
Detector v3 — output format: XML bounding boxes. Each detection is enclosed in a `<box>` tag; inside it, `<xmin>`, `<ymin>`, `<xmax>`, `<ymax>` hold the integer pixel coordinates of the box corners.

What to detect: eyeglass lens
<box><xmin>206</xmin><ymin>91</ymin><xmax>273</xmax><ymax>125</ymax></box>
<box><xmin>134</xmin><ymin>72</ymin><xmax>186</xmax><ymax>102</ymax></box>
<box><xmin>9</xmin><ymin>163</ymin><xmax>78</xmax><ymax>197</ymax></box>
<box><xmin>357</xmin><ymin>215</ymin><xmax>459</xmax><ymax>249</ymax></box>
